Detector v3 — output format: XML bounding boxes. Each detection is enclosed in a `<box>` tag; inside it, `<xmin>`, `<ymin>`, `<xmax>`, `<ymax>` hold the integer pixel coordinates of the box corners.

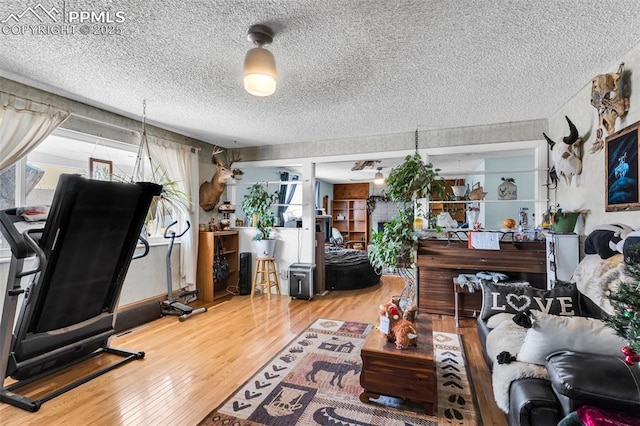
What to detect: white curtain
<box><xmin>0</xmin><ymin>92</ymin><xmax>70</xmax><ymax>172</ymax></box>
<box><xmin>146</xmin><ymin>135</ymin><xmax>199</xmax><ymax>287</ymax></box>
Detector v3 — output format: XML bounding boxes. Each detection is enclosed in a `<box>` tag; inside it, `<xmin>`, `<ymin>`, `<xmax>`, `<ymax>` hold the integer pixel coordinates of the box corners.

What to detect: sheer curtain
<box><xmin>0</xmin><ymin>92</ymin><xmax>69</xmax><ymax>172</ymax></box>
<box><xmin>146</xmin><ymin>135</ymin><xmax>199</xmax><ymax>287</ymax></box>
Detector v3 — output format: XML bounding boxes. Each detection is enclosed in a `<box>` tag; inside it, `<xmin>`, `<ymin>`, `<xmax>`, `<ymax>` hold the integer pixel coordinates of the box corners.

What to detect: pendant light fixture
<box><xmin>243</xmin><ymin>24</ymin><xmax>277</xmax><ymax>97</ymax></box>
<box><xmin>373</xmin><ymin>167</ymin><xmax>385</xmax><ymax>185</ymax></box>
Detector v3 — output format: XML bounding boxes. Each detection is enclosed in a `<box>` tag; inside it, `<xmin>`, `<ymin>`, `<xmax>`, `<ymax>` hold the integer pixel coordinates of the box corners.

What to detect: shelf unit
<box><xmin>424</xmin><ymin>159</ymin><xmax>551</xmax><ymax>228</ymax></box>
<box><xmin>196</xmin><ymin>230</ymin><xmax>239</xmax><ymax>302</ymax></box>
<box><xmin>429</xmin><ymin>179</ymin><xmax>466</xmax><ymax>223</ymax></box>
<box><xmin>332</xmin><ymin>199</ymin><xmax>368</xmax><ymax>246</ymax></box>
<box><xmin>426</xmin><ymin>199</ymin><xmax>548</xmax><ymax>204</ymax></box>
<box><xmin>438</xmin><ymin>168</ymin><xmax>548</xmax><ymax>177</ymax></box>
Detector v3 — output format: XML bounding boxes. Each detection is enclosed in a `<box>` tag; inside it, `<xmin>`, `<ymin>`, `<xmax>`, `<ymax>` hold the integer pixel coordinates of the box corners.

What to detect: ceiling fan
<box><xmin>349</xmin><ymin>166</ymin><xmax>385</xmax><ymax>183</ymax></box>
<box><xmin>350</xmin><ymin>160</ymin><xmax>381</xmax><ymax>171</ymax></box>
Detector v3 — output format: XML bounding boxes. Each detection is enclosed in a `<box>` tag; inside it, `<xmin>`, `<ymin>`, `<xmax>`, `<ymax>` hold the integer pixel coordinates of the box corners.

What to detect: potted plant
<box><xmin>107</xmin><ymin>166</ymin><xmax>190</xmax><ymax>236</ymax></box>
<box><xmin>242</xmin><ymin>182</ymin><xmax>280</xmax><ymax>257</ymax></box>
<box><xmin>542</xmin><ymin>205</ymin><xmax>587</xmax><ymax>233</ymax></box>
<box><xmin>368</xmin><ymin>151</ymin><xmax>445</xmax><ymax>311</ymax></box>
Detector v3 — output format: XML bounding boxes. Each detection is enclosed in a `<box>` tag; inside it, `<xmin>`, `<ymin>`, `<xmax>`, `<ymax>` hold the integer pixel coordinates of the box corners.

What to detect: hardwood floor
<box><xmin>1</xmin><ymin>275</ymin><xmax>507</xmax><ymax>425</ymax></box>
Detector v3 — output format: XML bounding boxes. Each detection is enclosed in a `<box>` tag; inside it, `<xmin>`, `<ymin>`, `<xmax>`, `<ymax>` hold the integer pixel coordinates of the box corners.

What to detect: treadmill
<box><xmin>0</xmin><ymin>174</ymin><xmax>162</xmax><ymax>411</ymax></box>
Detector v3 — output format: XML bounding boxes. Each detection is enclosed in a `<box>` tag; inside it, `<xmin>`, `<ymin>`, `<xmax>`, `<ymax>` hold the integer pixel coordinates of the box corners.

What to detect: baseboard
<box><xmin>115</xmin><ymin>294</ymin><xmax>164</xmax><ymax>333</ymax></box>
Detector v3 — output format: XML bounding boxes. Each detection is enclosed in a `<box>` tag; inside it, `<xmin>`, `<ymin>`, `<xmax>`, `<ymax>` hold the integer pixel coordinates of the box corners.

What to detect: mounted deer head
<box><xmin>199</xmin><ymin>146</ymin><xmax>243</xmax><ymax>211</ymax></box>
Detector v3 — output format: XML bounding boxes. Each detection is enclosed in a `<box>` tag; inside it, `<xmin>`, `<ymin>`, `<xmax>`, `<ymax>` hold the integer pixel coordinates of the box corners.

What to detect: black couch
<box><xmin>476</xmin><ymin>284</ymin><xmax>640</xmax><ymax>426</ymax></box>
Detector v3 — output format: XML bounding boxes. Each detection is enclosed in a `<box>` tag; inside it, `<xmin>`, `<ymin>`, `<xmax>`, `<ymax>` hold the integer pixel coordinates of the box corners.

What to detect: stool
<box><xmin>453</xmin><ymin>277</ymin><xmax>479</xmax><ymax>327</ymax></box>
<box><xmin>252</xmin><ymin>257</ymin><xmax>280</xmax><ymax>299</ymax></box>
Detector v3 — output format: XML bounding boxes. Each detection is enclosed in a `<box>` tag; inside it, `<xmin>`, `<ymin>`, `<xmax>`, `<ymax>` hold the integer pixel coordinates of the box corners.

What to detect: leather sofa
<box><xmin>477</xmin><ymin>289</ymin><xmax>640</xmax><ymax>426</ymax></box>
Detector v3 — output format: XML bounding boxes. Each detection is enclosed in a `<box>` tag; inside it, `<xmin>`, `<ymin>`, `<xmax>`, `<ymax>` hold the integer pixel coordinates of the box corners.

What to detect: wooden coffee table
<box><xmin>359</xmin><ymin>315</ymin><xmax>436</xmax><ymax>415</ymax></box>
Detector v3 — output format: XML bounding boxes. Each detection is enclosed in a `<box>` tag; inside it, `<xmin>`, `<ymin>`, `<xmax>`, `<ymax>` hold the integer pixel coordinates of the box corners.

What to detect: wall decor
<box><xmin>497</xmin><ymin>177</ymin><xmax>517</xmax><ymax>200</ymax></box>
<box><xmin>605</xmin><ymin>121</ymin><xmax>640</xmax><ymax>212</ymax></box>
<box><xmin>591</xmin><ymin>63</ymin><xmax>630</xmax><ymax>153</ymax></box>
<box><xmin>89</xmin><ymin>157</ymin><xmax>113</xmax><ymax>181</ymax></box>
<box><xmin>543</xmin><ymin>116</ymin><xmax>583</xmax><ymax>186</ymax></box>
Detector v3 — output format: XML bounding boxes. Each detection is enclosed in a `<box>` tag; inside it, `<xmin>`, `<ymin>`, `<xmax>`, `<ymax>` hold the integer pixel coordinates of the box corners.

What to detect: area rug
<box><xmin>199</xmin><ymin>318</ymin><xmax>478</xmax><ymax>426</ymax></box>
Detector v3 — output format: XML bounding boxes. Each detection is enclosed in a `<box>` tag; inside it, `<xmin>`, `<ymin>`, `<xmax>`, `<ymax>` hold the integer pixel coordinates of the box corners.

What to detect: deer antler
<box><xmin>211</xmin><ymin>145</ymin><xmax>225</xmax><ymax>166</ymax></box>
<box><xmin>228</xmin><ymin>151</ymin><xmax>242</xmax><ymax>168</ymax></box>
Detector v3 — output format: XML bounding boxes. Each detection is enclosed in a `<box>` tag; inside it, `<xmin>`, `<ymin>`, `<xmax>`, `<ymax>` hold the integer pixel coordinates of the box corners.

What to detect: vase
<box><xmin>466</xmin><ymin>209</ymin><xmax>479</xmax><ymax>228</ymax></box>
<box><xmin>553</xmin><ymin>212</ymin><xmax>580</xmax><ymax>233</ymax></box>
<box><xmin>254</xmin><ymin>239</ymin><xmax>276</xmax><ymax>258</ymax></box>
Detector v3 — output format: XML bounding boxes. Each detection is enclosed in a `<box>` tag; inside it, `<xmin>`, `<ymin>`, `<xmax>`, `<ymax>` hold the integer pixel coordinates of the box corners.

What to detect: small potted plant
<box><xmin>242</xmin><ymin>182</ymin><xmax>280</xmax><ymax>257</ymax></box>
<box><xmin>543</xmin><ymin>205</ymin><xmax>586</xmax><ymax>233</ymax></box>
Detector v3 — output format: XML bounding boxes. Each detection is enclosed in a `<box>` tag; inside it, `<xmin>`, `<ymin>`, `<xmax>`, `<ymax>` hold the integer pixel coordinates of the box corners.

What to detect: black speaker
<box><xmin>238</xmin><ymin>252</ymin><xmax>252</xmax><ymax>295</ymax></box>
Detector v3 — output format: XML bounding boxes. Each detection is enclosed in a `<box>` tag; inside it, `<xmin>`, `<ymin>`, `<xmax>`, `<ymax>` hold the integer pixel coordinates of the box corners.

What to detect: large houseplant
<box><xmin>368</xmin><ymin>151</ymin><xmax>445</xmax><ymax>310</ymax></box>
<box><xmin>242</xmin><ymin>182</ymin><xmax>280</xmax><ymax>257</ymax></box>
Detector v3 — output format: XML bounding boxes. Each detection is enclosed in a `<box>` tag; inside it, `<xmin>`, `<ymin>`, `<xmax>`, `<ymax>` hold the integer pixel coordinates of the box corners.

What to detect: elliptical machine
<box><xmin>161</xmin><ymin>221</ymin><xmax>207</xmax><ymax>321</ymax></box>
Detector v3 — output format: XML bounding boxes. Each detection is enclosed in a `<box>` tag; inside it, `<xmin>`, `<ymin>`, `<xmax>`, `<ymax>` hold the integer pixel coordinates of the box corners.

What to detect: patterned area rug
<box><xmin>199</xmin><ymin>318</ymin><xmax>478</xmax><ymax>426</ymax></box>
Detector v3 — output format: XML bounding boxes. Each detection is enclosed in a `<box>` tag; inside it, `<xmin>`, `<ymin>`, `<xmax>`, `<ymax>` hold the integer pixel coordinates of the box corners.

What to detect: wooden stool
<box><xmin>252</xmin><ymin>257</ymin><xmax>280</xmax><ymax>299</ymax></box>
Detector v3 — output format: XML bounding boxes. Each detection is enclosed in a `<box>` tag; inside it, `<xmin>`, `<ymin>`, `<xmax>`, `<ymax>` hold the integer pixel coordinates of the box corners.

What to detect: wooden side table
<box><xmin>453</xmin><ymin>277</ymin><xmax>465</xmax><ymax>327</ymax></box>
<box><xmin>359</xmin><ymin>316</ymin><xmax>436</xmax><ymax>415</ymax></box>
<box><xmin>453</xmin><ymin>277</ymin><xmax>482</xmax><ymax>327</ymax></box>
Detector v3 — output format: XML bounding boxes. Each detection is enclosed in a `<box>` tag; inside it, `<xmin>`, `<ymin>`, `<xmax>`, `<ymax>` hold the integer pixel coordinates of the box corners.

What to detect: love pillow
<box><xmin>480</xmin><ymin>281</ymin><xmax>580</xmax><ymax>320</ymax></box>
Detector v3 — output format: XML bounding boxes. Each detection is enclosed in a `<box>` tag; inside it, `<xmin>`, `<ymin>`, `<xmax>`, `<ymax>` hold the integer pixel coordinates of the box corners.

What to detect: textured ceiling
<box><xmin>2</xmin><ymin>0</ymin><xmax>640</xmax><ymax>150</ymax></box>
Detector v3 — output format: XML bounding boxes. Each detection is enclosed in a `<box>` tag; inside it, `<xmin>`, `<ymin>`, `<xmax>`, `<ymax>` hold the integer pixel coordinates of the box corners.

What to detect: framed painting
<box><xmin>89</xmin><ymin>157</ymin><xmax>113</xmax><ymax>181</ymax></box>
<box><xmin>605</xmin><ymin>121</ymin><xmax>640</xmax><ymax>212</ymax></box>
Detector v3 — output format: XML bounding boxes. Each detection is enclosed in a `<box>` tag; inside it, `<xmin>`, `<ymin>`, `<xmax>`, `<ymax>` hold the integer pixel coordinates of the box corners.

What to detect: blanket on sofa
<box><xmin>485</xmin><ymin>313</ymin><xmax>548</xmax><ymax>413</ymax></box>
<box><xmin>572</xmin><ymin>254</ymin><xmax>626</xmax><ymax>315</ymax></box>
<box><xmin>485</xmin><ymin>253</ymin><xmax>630</xmax><ymax>413</ymax></box>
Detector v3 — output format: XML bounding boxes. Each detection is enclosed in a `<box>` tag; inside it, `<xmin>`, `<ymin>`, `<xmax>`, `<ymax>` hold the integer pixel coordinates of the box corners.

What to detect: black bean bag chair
<box><xmin>324</xmin><ymin>249</ymin><xmax>381</xmax><ymax>290</ymax></box>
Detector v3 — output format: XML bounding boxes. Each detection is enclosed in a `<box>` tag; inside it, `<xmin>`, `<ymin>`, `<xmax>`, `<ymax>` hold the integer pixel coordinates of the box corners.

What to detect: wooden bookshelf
<box><xmin>332</xmin><ymin>199</ymin><xmax>368</xmax><ymax>247</ymax></box>
<box><xmin>196</xmin><ymin>230</ymin><xmax>239</xmax><ymax>301</ymax></box>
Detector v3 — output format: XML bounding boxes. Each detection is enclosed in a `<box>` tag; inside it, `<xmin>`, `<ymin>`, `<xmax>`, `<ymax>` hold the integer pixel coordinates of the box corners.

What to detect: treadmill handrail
<box><xmin>15</xmin><ymin>228</ymin><xmax>47</xmax><ymax>279</ymax></box>
<box><xmin>132</xmin><ymin>234</ymin><xmax>150</xmax><ymax>260</ymax></box>
<box><xmin>0</xmin><ymin>209</ymin><xmax>39</xmax><ymax>260</ymax></box>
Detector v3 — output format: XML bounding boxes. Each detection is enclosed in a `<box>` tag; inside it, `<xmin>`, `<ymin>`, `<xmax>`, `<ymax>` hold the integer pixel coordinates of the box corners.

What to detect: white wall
<box><xmin>551</xmin><ymin>44</ymin><xmax>640</xmax><ymax>233</ymax></box>
<box><xmin>237</xmin><ymin>227</ymin><xmax>315</xmax><ymax>296</ymax></box>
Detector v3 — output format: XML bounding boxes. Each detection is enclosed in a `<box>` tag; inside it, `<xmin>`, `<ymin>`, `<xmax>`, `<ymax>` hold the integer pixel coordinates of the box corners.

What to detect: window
<box><xmin>284</xmin><ymin>184</ymin><xmax>303</xmax><ymax>218</ymax></box>
<box><xmin>0</xmin><ymin>130</ymin><xmax>182</xmax><ymax>255</ymax></box>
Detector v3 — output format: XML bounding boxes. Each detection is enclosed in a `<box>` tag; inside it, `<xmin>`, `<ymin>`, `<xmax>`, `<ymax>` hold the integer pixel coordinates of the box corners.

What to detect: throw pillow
<box><xmin>480</xmin><ymin>281</ymin><xmax>580</xmax><ymax>320</ymax></box>
<box><xmin>584</xmin><ymin>224</ymin><xmax>632</xmax><ymax>259</ymax></box>
<box><xmin>517</xmin><ymin>310</ymin><xmax>626</xmax><ymax>365</ymax></box>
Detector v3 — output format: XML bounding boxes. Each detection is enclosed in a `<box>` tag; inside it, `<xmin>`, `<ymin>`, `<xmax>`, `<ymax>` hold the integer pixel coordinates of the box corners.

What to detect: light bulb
<box><xmin>243</xmin><ymin>47</ymin><xmax>277</xmax><ymax>97</ymax></box>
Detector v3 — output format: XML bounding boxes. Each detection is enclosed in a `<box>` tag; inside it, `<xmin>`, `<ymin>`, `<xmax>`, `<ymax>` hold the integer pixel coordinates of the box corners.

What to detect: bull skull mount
<box><xmin>199</xmin><ymin>146</ymin><xmax>243</xmax><ymax>212</ymax></box>
<box><xmin>590</xmin><ymin>63</ymin><xmax>630</xmax><ymax>153</ymax></box>
<box><xmin>543</xmin><ymin>116</ymin><xmax>583</xmax><ymax>186</ymax></box>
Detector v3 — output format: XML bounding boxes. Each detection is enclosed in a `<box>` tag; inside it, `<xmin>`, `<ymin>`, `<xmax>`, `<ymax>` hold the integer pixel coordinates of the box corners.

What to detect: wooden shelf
<box><xmin>332</xmin><ymin>198</ymin><xmax>369</xmax><ymax>247</ymax></box>
<box><xmin>196</xmin><ymin>231</ymin><xmax>239</xmax><ymax>302</ymax></box>
<box><xmin>332</xmin><ymin>184</ymin><xmax>369</xmax><ymax>248</ymax></box>
<box><xmin>427</xmin><ymin>199</ymin><xmax>548</xmax><ymax>204</ymax></box>
<box><xmin>438</xmin><ymin>168</ymin><xmax>548</xmax><ymax>177</ymax></box>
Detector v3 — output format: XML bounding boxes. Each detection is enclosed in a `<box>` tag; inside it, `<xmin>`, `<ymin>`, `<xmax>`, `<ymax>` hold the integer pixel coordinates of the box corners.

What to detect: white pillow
<box><xmin>517</xmin><ymin>311</ymin><xmax>626</xmax><ymax>365</ymax></box>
